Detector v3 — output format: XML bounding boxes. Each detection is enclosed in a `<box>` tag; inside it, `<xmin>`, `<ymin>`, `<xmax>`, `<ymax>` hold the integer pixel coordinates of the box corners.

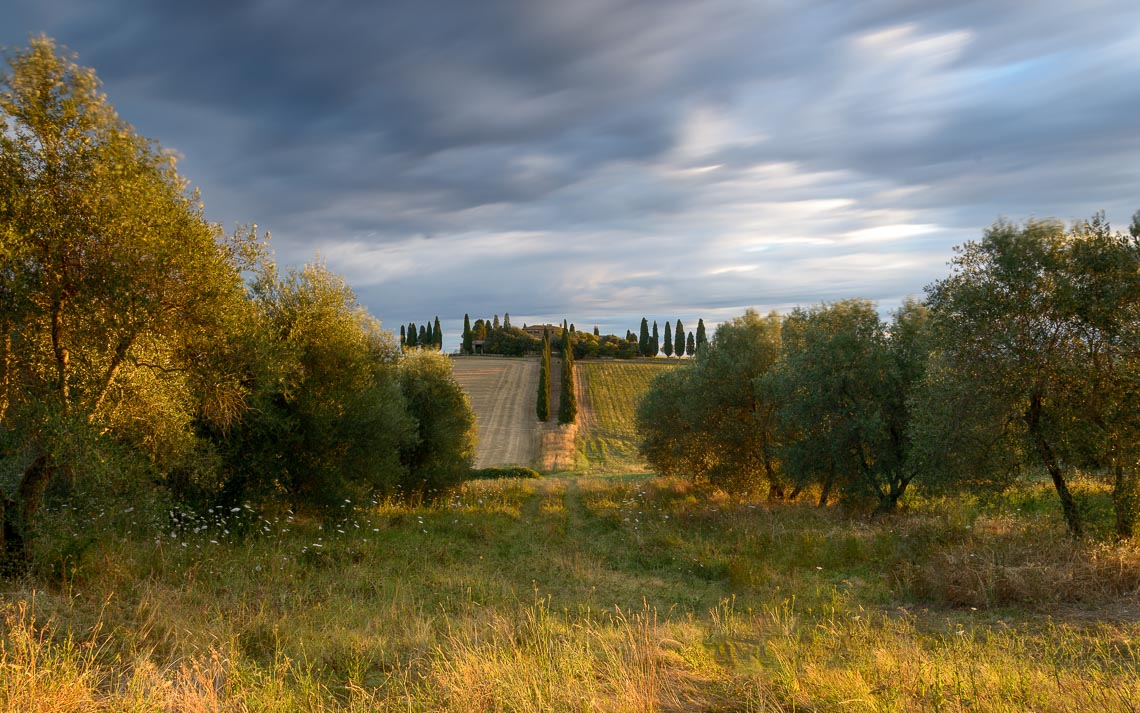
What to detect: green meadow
<box><xmin>4</xmin><ymin>473</ymin><xmax>1138</xmax><ymax>711</ymax></box>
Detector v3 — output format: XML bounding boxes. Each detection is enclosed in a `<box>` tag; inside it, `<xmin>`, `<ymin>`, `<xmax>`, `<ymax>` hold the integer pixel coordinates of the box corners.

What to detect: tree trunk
<box><xmin>765</xmin><ymin>459</ymin><xmax>784</xmax><ymax>500</ymax></box>
<box><xmin>818</xmin><ymin>463</ymin><xmax>834</xmax><ymax>507</ymax></box>
<box><xmin>1026</xmin><ymin>394</ymin><xmax>1082</xmax><ymax>537</ymax></box>
<box><xmin>1114</xmin><ymin>463</ymin><xmax>1136</xmax><ymax>539</ymax></box>
<box><xmin>51</xmin><ymin>296</ymin><xmax>70</xmax><ymax>413</ymax></box>
<box><xmin>0</xmin><ymin>454</ymin><xmax>47</xmax><ymax>577</ymax></box>
<box><xmin>0</xmin><ymin>327</ymin><xmax>10</xmax><ymax>423</ymax></box>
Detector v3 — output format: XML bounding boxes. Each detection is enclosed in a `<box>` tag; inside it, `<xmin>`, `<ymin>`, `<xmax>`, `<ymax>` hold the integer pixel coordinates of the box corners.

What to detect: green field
<box><xmin>4</xmin><ymin>474</ymin><xmax>1138</xmax><ymax>711</ymax></box>
<box><xmin>576</xmin><ymin>360</ymin><xmax>682</xmax><ymax>473</ymax></box>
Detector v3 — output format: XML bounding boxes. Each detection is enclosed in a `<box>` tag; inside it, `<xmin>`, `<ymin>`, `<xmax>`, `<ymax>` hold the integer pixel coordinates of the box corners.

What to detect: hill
<box><xmin>449</xmin><ymin>357</ymin><xmax>540</xmax><ymax>468</ymax></box>
<box><xmin>576</xmin><ymin>360</ymin><xmax>683</xmax><ymax>473</ymax></box>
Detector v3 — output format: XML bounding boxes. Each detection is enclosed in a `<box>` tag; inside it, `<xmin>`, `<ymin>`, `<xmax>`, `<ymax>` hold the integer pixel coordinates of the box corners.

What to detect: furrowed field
<box><xmin>3</xmin><ymin>473</ymin><xmax>1139</xmax><ymax>711</ymax></box>
<box><xmin>576</xmin><ymin>361</ymin><xmax>681</xmax><ymax>473</ymax></box>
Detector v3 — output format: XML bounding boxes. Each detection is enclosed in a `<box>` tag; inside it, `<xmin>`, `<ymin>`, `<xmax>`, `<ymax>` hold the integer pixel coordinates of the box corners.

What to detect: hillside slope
<box><xmin>576</xmin><ymin>360</ymin><xmax>682</xmax><ymax>473</ymax></box>
<box><xmin>450</xmin><ymin>357</ymin><xmax>540</xmax><ymax>468</ymax></box>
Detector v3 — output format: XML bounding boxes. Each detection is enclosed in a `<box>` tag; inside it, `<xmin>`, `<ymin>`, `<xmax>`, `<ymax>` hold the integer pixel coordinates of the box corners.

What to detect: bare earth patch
<box><xmin>450</xmin><ymin>356</ymin><xmax>540</xmax><ymax>469</ymax></box>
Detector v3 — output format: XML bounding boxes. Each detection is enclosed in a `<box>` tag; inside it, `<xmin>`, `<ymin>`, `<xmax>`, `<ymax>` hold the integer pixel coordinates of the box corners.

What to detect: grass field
<box><xmin>6</xmin><ymin>474</ymin><xmax>1138</xmax><ymax>711</ymax></box>
<box><xmin>576</xmin><ymin>360</ymin><xmax>681</xmax><ymax>473</ymax></box>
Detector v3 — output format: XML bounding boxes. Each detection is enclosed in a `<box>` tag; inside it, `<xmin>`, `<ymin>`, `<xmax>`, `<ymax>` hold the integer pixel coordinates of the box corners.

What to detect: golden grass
<box><xmin>3</xmin><ymin>476</ymin><xmax>1139</xmax><ymax>711</ymax></box>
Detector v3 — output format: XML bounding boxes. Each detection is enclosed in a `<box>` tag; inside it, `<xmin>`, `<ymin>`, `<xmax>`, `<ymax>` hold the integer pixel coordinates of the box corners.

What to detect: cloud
<box><xmin>4</xmin><ymin>0</ymin><xmax>1140</xmax><ymax>350</ymax></box>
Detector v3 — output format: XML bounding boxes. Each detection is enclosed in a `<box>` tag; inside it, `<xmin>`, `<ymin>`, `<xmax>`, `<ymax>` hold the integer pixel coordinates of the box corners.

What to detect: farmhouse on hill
<box><xmin>521</xmin><ymin>324</ymin><xmax>561</xmax><ymax>340</ymax></box>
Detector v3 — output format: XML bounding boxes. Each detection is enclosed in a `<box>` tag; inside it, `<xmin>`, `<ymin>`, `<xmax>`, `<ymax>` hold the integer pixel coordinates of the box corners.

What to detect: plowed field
<box><xmin>451</xmin><ymin>357</ymin><xmax>540</xmax><ymax>468</ymax></box>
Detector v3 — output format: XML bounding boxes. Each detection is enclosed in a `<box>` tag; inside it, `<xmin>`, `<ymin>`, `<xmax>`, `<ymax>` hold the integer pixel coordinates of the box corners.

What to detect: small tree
<box><xmin>675</xmin><ymin>320</ymin><xmax>685</xmax><ymax>357</ymax></box>
<box><xmin>663</xmin><ymin>321</ymin><xmax>674</xmax><ymax>357</ymax></box>
<box><xmin>461</xmin><ymin>314</ymin><xmax>473</xmax><ymax>355</ymax></box>
<box><xmin>559</xmin><ymin>328</ymin><xmax>577</xmax><ymax>424</ymax></box>
<box><xmin>651</xmin><ymin>321</ymin><xmax>660</xmax><ymax>357</ymax></box>
<box><xmin>639</xmin><ymin>318</ymin><xmax>650</xmax><ymax>356</ymax></box>
<box><xmin>537</xmin><ymin>330</ymin><xmax>550</xmax><ymax>421</ymax></box>
<box><xmin>432</xmin><ymin>316</ymin><xmax>442</xmax><ymax>350</ymax></box>
<box><xmin>400</xmin><ymin>324</ymin><xmax>406</xmax><ymax>345</ymax></box>
<box><xmin>686</xmin><ymin>332</ymin><xmax>695</xmax><ymax>356</ymax></box>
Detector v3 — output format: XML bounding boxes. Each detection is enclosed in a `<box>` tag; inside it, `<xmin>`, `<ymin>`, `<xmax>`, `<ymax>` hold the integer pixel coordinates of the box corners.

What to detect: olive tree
<box><xmin>0</xmin><ymin>37</ymin><xmax>254</xmax><ymax>564</ymax></box>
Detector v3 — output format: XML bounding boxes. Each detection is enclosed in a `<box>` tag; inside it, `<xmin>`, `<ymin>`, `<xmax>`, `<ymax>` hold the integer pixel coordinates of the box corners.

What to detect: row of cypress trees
<box><xmin>535</xmin><ymin>325</ymin><xmax>577</xmax><ymax>424</ymax></box>
<box><xmin>400</xmin><ymin>317</ymin><xmax>442</xmax><ymax>350</ymax></box>
<box><xmin>558</xmin><ymin>326</ymin><xmax>577</xmax><ymax>424</ymax></box>
<box><xmin>639</xmin><ymin>318</ymin><xmax>707</xmax><ymax>357</ymax></box>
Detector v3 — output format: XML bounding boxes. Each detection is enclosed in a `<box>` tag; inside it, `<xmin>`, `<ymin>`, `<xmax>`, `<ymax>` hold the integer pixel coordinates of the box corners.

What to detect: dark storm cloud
<box><xmin>4</xmin><ymin>0</ymin><xmax>1140</xmax><ymax>347</ymax></box>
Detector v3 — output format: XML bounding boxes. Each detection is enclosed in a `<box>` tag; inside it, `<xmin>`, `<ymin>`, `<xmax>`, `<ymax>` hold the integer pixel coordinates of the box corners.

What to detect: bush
<box><xmin>471</xmin><ymin>467</ymin><xmax>541</xmax><ymax>480</ymax></box>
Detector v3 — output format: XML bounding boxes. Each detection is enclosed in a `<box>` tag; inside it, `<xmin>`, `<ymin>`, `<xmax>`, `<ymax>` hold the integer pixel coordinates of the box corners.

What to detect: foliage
<box><xmin>207</xmin><ymin>262</ymin><xmax>413</xmax><ymax>508</ymax></box>
<box><xmin>764</xmin><ymin>300</ymin><xmax>928</xmax><ymax>512</ymax></box>
<box><xmin>396</xmin><ymin>350</ymin><xmax>477</xmax><ymax>495</ymax></box>
<box><xmin>0</xmin><ymin>36</ymin><xmax>256</xmax><ymax>564</ymax></box>
<box><xmin>461</xmin><ymin>313</ymin><xmax>473</xmax><ymax>355</ymax></box>
<box><xmin>558</xmin><ymin>328</ymin><xmax>577</xmax><ymax>424</ymax></box>
<box><xmin>537</xmin><ymin>331</ymin><xmax>550</xmax><ymax>421</ymax></box>
<box><xmin>919</xmin><ymin>216</ymin><xmax>1140</xmax><ymax>537</ymax></box>
<box><xmin>482</xmin><ymin>325</ymin><xmax>538</xmax><ymax>356</ymax></box>
<box><xmin>638</xmin><ymin>310</ymin><xmax>784</xmax><ymax>494</ymax></box>
<box><xmin>471</xmin><ymin>466</ymin><xmax>541</xmax><ymax>479</ymax></box>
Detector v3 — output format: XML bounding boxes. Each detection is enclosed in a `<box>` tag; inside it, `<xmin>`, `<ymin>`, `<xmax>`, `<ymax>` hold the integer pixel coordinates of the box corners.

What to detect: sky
<box><xmin>4</xmin><ymin>0</ymin><xmax>1140</xmax><ymax>350</ymax></box>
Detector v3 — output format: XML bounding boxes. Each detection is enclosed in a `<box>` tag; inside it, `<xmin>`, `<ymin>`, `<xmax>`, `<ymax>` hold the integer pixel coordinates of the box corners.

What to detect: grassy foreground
<box><xmin>577</xmin><ymin>361</ymin><xmax>680</xmax><ymax>473</ymax></box>
<box><xmin>2</xmin><ymin>475</ymin><xmax>1140</xmax><ymax>712</ymax></box>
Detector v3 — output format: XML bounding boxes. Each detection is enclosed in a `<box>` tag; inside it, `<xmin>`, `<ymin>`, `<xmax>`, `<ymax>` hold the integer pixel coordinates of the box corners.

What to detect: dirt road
<box><xmin>450</xmin><ymin>357</ymin><xmax>540</xmax><ymax>469</ymax></box>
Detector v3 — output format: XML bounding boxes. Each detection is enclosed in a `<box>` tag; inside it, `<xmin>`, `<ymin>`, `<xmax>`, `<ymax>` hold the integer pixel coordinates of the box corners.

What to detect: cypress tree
<box><xmin>638</xmin><ymin>318</ymin><xmax>650</xmax><ymax>356</ymax></box>
<box><xmin>651</xmin><ymin>321</ymin><xmax>659</xmax><ymax>356</ymax></box>
<box><xmin>570</xmin><ymin>323</ymin><xmax>575</xmax><ymax>334</ymax></box>
<box><xmin>686</xmin><ymin>332</ymin><xmax>695</xmax><ymax>356</ymax></box>
<box><xmin>503</xmin><ymin>312</ymin><xmax>511</xmax><ymax>329</ymax></box>
<box><xmin>559</xmin><ymin>327</ymin><xmax>577</xmax><ymax>424</ymax></box>
<box><xmin>663</xmin><ymin>321</ymin><xmax>673</xmax><ymax>357</ymax></box>
<box><xmin>537</xmin><ymin>330</ymin><xmax>550</xmax><ymax>421</ymax></box>
<box><xmin>593</xmin><ymin>325</ymin><xmax>600</xmax><ymax>337</ymax></box>
<box><xmin>674</xmin><ymin>320</ymin><xmax>684</xmax><ymax>357</ymax></box>
<box><xmin>696</xmin><ymin>318</ymin><xmax>708</xmax><ymax>350</ymax></box>
<box><xmin>493</xmin><ymin>314</ymin><xmax>501</xmax><ymax>330</ymax></box>
<box><xmin>407</xmin><ymin>322</ymin><xmax>418</xmax><ymax>347</ymax></box>
<box><xmin>462</xmin><ymin>314</ymin><xmax>473</xmax><ymax>355</ymax></box>
<box><xmin>419</xmin><ymin>324</ymin><xmax>428</xmax><ymax>345</ymax></box>
<box><xmin>400</xmin><ymin>324</ymin><xmax>406</xmax><ymax>345</ymax></box>
<box><xmin>433</xmin><ymin>316</ymin><xmax>442</xmax><ymax>350</ymax></box>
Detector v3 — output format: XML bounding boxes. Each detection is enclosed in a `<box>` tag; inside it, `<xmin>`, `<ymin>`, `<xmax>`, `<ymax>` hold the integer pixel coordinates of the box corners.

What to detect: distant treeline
<box><xmin>0</xmin><ymin>38</ymin><xmax>476</xmax><ymax>573</ymax></box>
<box><xmin>638</xmin><ymin>214</ymin><xmax>1140</xmax><ymax>540</ymax></box>
<box><xmin>457</xmin><ymin>314</ymin><xmax>709</xmax><ymax>359</ymax></box>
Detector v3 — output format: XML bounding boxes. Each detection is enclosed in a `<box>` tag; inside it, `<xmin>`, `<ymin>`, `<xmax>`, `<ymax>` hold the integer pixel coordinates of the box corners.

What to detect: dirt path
<box><xmin>450</xmin><ymin>357</ymin><xmax>540</xmax><ymax>468</ymax></box>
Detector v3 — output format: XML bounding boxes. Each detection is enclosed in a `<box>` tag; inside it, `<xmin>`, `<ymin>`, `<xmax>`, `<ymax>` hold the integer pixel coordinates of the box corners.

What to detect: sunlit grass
<box><xmin>577</xmin><ymin>361</ymin><xmax>679</xmax><ymax>473</ymax></box>
<box><xmin>3</xmin><ymin>475</ymin><xmax>1139</xmax><ymax>711</ymax></box>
